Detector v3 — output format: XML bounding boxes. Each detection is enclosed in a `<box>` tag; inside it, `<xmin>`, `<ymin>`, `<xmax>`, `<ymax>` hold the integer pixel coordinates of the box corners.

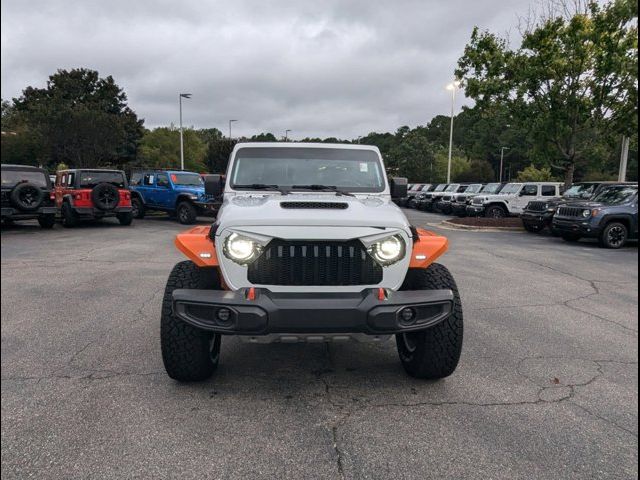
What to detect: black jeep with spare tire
<box><xmin>1</xmin><ymin>164</ymin><xmax>57</xmax><ymax>228</ymax></box>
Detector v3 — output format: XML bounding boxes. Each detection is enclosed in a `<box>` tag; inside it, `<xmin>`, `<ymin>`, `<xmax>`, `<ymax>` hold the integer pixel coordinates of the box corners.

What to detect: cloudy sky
<box><xmin>1</xmin><ymin>0</ymin><xmax>532</xmax><ymax>139</ymax></box>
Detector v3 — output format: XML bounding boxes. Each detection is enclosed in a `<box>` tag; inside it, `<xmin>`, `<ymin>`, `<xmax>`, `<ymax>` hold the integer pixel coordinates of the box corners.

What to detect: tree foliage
<box><xmin>138</xmin><ymin>127</ymin><xmax>207</xmax><ymax>171</ymax></box>
<box><xmin>456</xmin><ymin>0</ymin><xmax>638</xmax><ymax>186</ymax></box>
<box><xmin>6</xmin><ymin>69</ymin><xmax>143</xmax><ymax>169</ymax></box>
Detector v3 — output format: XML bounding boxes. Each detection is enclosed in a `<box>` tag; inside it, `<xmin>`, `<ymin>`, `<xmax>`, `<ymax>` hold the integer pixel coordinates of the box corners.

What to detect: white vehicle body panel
<box><xmin>214</xmin><ymin>143</ymin><xmax>413</xmax><ymax>293</ymax></box>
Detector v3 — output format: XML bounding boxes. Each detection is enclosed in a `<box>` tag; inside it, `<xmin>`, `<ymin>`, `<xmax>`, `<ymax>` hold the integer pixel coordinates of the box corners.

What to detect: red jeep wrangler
<box><xmin>55</xmin><ymin>169</ymin><xmax>133</xmax><ymax>227</ymax></box>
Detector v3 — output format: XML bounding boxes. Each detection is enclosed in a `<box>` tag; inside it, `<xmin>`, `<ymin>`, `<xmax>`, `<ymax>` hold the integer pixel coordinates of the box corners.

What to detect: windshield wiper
<box><xmin>234</xmin><ymin>183</ymin><xmax>289</xmax><ymax>195</ymax></box>
<box><xmin>291</xmin><ymin>184</ymin><xmax>355</xmax><ymax>197</ymax></box>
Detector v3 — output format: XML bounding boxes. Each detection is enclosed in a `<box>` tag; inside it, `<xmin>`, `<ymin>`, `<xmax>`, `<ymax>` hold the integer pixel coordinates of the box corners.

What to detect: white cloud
<box><xmin>1</xmin><ymin>0</ymin><xmax>532</xmax><ymax>139</ymax></box>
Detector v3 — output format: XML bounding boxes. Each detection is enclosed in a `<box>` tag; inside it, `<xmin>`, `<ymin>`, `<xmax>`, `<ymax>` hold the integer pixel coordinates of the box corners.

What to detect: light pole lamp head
<box><xmin>446</xmin><ymin>80</ymin><xmax>461</xmax><ymax>91</ymax></box>
<box><xmin>180</xmin><ymin>93</ymin><xmax>192</xmax><ymax>99</ymax></box>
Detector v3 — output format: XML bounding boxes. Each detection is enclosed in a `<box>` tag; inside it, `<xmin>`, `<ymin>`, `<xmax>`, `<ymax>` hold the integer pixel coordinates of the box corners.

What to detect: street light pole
<box><xmin>618</xmin><ymin>136</ymin><xmax>630</xmax><ymax>182</ymax></box>
<box><xmin>229</xmin><ymin>119</ymin><xmax>238</xmax><ymax>139</ymax></box>
<box><xmin>285</xmin><ymin>129</ymin><xmax>291</xmax><ymax>141</ymax></box>
<box><xmin>179</xmin><ymin>93</ymin><xmax>192</xmax><ymax>171</ymax></box>
<box><xmin>446</xmin><ymin>80</ymin><xmax>460</xmax><ymax>184</ymax></box>
<box><xmin>499</xmin><ymin>146</ymin><xmax>509</xmax><ymax>182</ymax></box>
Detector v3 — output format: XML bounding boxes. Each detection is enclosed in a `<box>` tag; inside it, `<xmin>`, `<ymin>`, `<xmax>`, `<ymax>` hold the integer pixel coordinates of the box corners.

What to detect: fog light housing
<box><xmin>216</xmin><ymin>308</ymin><xmax>232</xmax><ymax>324</ymax></box>
<box><xmin>399</xmin><ymin>307</ymin><xmax>416</xmax><ymax>325</ymax></box>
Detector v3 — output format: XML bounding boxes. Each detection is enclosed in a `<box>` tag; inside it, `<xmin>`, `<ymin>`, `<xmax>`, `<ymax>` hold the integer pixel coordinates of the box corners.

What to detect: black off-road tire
<box><xmin>91</xmin><ymin>183</ymin><xmax>120</xmax><ymax>211</ymax></box>
<box><xmin>523</xmin><ymin>221</ymin><xmax>543</xmax><ymax>233</ymax></box>
<box><xmin>38</xmin><ymin>214</ymin><xmax>56</xmax><ymax>229</ymax></box>
<box><xmin>161</xmin><ymin>261</ymin><xmax>222</xmax><ymax>382</ymax></box>
<box><xmin>176</xmin><ymin>201</ymin><xmax>197</xmax><ymax>224</ymax></box>
<box><xmin>599</xmin><ymin>222</ymin><xmax>628</xmax><ymax>249</ymax></box>
<box><xmin>117</xmin><ymin>211</ymin><xmax>134</xmax><ymax>226</ymax></box>
<box><xmin>396</xmin><ymin>264</ymin><xmax>463</xmax><ymax>379</ymax></box>
<box><xmin>561</xmin><ymin>232</ymin><xmax>581</xmax><ymax>242</ymax></box>
<box><xmin>61</xmin><ymin>202</ymin><xmax>79</xmax><ymax>228</ymax></box>
<box><xmin>131</xmin><ymin>197</ymin><xmax>145</xmax><ymax>219</ymax></box>
<box><xmin>10</xmin><ymin>182</ymin><xmax>44</xmax><ymax>211</ymax></box>
<box><xmin>485</xmin><ymin>205</ymin><xmax>507</xmax><ymax>218</ymax></box>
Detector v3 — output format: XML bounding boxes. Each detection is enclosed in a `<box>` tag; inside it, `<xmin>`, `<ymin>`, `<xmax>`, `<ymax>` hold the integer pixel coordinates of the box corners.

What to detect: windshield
<box><xmin>230</xmin><ymin>147</ymin><xmax>385</xmax><ymax>193</ymax></box>
<box><xmin>1</xmin><ymin>170</ymin><xmax>49</xmax><ymax>188</ymax></box>
<box><xmin>419</xmin><ymin>184</ymin><xmax>431</xmax><ymax>191</ymax></box>
<box><xmin>171</xmin><ymin>173</ymin><xmax>203</xmax><ymax>186</ymax></box>
<box><xmin>466</xmin><ymin>184</ymin><xmax>483</xmax><ymax>193</ymax></box>
<box><xmin>500</xmin><ymin>183</ymin><xmax>522</xmax><ymax>195</ymax></box>
<box><xmin>592</xmin><ymin>185</ymin><xmax>638</xmax><ymax>205</ymax></box>
<box><xmin>434</xmin><ymin>184</ymin><xmax>447</xmax><ymax>192</ymax></box>
<box><xmin>79</xmin><ymin>171</ymin><xmax>126</xmax><ymax>188</ymax></box>
<box><xmin>482</xmin><ymin>183</ymin><xmax>501</xmax><ymax>194</ymax></box>
<box><xmin>563</xmin><ymin>184</ymin><xmax>597</xmax><ymax>199</ymax></box>
<box><xmin>444</xmin><ymin>184</ymin><xmax>460</xmax><ymax>192</ymax></box>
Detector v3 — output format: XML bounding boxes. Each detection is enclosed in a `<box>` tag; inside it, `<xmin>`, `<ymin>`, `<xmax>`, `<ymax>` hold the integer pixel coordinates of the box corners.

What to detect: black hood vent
<box><xmin>280</xmin><ymin>202</ymin><xmax>349</xmax><ymax>210</ymax></box>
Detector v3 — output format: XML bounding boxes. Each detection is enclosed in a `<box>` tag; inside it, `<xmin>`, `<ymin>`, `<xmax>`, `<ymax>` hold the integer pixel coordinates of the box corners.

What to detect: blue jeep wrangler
<box><xmin>129</xmin><ymin>170</ymin><xmax>220</xmax><ymax>224</ymax></box>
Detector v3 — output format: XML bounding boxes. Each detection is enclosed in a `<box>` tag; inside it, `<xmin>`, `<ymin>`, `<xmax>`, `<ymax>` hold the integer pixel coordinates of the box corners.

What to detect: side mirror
<box><xmin>389</xmin><ymin>177</ymin><xmax>408</xmax><ymax>199</ymax></box>
<box><xmin>204</xmin><ymin>174</ymin><xmax>224</xmax><ymax>197</ymax></box>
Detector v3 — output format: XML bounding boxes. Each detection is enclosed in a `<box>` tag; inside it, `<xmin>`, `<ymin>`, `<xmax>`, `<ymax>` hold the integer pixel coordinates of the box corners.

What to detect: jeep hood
<box><xmin>216</xmin><ymin>194</ymin><xmax>410</xmax><ymax>230</ymax></box>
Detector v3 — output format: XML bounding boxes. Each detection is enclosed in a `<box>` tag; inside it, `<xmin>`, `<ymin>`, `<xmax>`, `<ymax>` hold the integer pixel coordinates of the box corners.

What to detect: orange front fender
<box><xmin>409</xmin><ymin>228</ymin><xmax>448</xmax><ymax>269</ymax></box>
<box><xmin>174</xmin><ymin>226</ymin><xmax>219</xmax><ymax>267</ymax></box>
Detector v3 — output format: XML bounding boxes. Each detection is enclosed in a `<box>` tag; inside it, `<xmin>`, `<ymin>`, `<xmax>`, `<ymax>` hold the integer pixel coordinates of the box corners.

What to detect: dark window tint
<box><xmin>1</xmin><ymin>170</ymin><xmax>49</xmax><ymax>188</ymax></box>
<box><xmin>592</xmin><ymin>186</ymin><xmax>638</xmax><ymax>205</ymax></box>
<box><xmin>541</xmin><ymin>185</ymin><xmax>556</xmax><ymax>196</ymax></box>
<box><xmin>171</xmin><ymin>173</ymin><xmax>202</xmax><ymax>186</ymax></box>
<box><xmin>521</xmin><ymin>185</ymin><xmax>538</xmax><ymax>196</ymax></box>
<box><xmin>79</xmin><ymin>171</ymin><xmax>126</xmax><ymax>188</ymax></box>
<box><xmin>156</xmin><ymin>173</ymin><xmax>170</xmax><ymax>187</ymax></box>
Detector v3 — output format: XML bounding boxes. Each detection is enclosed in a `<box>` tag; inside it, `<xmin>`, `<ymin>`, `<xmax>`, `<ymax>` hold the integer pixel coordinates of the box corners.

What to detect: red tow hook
<box><xmin>246</xmin><ymin>287</ymin><xmax>256</xmax><ymax>301</ymax></box>
<box><xmin>377</xmin><ymin>288</ymin><xmax>386</xmax><ymax>301</ymax></box>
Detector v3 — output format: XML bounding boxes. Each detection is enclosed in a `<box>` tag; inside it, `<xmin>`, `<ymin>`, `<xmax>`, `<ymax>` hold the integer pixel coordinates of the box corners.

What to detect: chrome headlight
<box><xmin>223</xmin><ymin>233</ymin><xmax>262</xmax><ymax>265</ymax></box>
<box><xmin>582</xmin><ymin>209</ymin><xmax>591</xmax><ymax>218</ymax></box>
<box><xmin>367</xmin><ymin>235</ymin><xmax>405</xmax><ymax>266</ymax></box>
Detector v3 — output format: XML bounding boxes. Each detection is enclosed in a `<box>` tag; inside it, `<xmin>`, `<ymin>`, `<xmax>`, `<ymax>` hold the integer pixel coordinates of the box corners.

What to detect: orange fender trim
<box><xmin>174</xmin><ymin>226</ymin><xmax>219</xmax><ymax>267</ymax></box>
<box><xmin>409</xmin><ymin>228</ymin><xmax>448</xmax><ymax>268</ymax></box>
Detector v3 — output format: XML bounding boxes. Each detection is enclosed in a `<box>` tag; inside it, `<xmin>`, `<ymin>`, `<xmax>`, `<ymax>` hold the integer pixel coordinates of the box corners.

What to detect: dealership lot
<box><xmin>1</xmin><ymin>210</ymin><xmax>637</xmax><ymax>479</ymax></box>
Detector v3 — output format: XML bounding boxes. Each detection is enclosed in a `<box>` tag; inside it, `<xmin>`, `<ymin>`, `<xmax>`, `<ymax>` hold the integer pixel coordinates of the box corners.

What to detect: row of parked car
<box><xmin>0</xmin><ymin>164</ymin><xmax>221</xmax><ymax>229</ymax></box>
<box><xmin>398</xmin><ymin>180</ymin><xmax>639</xmax><ymax>249</ymax></box>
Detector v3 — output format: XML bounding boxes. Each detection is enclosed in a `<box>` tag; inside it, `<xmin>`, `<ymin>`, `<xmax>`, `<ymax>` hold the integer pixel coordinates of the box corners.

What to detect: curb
<box><xmin>436</xmin><ymin>220</ymin><xmax>525</xmax><ymax>232</ymax></box>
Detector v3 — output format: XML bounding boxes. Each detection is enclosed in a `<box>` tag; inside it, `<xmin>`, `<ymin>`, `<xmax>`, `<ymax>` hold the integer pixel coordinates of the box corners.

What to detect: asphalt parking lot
<box><xmin>1</xmin><ymin>210</ymin><xmax>638</xmax><ymax>479</ymax></box>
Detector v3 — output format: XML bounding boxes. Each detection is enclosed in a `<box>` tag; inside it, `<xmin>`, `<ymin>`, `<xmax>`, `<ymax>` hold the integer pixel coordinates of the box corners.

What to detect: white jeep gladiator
<box><xmin>161</xmin><ymin>143</ymin><xmax>463</xmax><ymax>381</ymax></box>
<box><xmin>467</xmin><ymin>182</ymin><xmax>563</xmax><ymax>218</ymax></box>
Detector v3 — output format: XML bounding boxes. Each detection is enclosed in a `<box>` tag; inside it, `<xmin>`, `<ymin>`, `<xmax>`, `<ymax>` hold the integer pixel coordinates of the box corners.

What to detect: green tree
<box><xmin>457</xmin><ymin>0</ymin><xmax>638</xmax><ymax>187</ymax></box>
<box><xmin>516</xmin><ymin>164</ymin><xmax>556</xmax><ymax>181</ymax></box>
<box><xmin>139</xmin><ymin>127</ymin><xmax>207</xmax><ymax>171</ymax></box>
<box><xmin>10</xmin><ymin>68</ymin><xmax>143</xmax><ymax>168</ymax></box>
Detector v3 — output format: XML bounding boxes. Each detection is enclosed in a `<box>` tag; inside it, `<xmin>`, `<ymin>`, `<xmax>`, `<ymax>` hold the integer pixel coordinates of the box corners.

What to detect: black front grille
<box><xmin>442</xmin><ymin>195</ymin><xmax>452</xmax><ymax>201</ymax></box>
<box><xmin>0</xmin><ymin>190</ymin><xmax>10</xmax><ymax>206</ymax></box>
<box><xmin>280</xmin><ymin>202</ymin><xmax>348</xmax><ymax>210</ymax></box>
<box><xmin>557</xmin><ymin>206</ymin><xmax>583</xmax><ymax>217</ymax></box>
<box><xmin>248</xmin><ymin>239</ymin><xmax>382</xmax><ymax>286</ymax></box>
<box><xmin>527</xmin><ymin>201</ymin><xmax>548</xmax><ymax>212</ymax></box>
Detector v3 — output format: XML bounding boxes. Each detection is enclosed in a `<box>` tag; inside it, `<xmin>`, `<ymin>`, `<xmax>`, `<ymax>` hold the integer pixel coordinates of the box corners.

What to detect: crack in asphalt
<box><xmin>473</xmin><ymin>247</ymin><xmax>638</xmax><ymax>334</ymax></box>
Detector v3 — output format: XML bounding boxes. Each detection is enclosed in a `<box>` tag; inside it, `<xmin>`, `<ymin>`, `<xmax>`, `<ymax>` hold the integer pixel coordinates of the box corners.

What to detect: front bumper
<box><xmin>552</xmin><ymin>218</ymin><xmax>600</xmax><ymax>237</ymax></box>
<box><xmin>193</xmin><ymin>201</ymin><xmax>220</xmax><ymax>216</ymax></box>
<box><xmin>451</xmin><ymin>203</ymin><xmax>468</xmax><ymax>216</ymax></box>
<box><xmin>466</xmin><ymin>205</ymin><xmax>485</xmax><ymax>216</ymax></box>
<box><xmin>1</xmin><ymin>206</ymin><xmax>56</xmax><ymax>218</ymax></box>
<box><xmin>172</xmin><ymin>288</ymin><xmax>454</xmax><ymax>336</ymax></box>
<box><xmin>521</xmin><ymin>211</ymin><xmax>554</xmax><ymax>227</ymax></box>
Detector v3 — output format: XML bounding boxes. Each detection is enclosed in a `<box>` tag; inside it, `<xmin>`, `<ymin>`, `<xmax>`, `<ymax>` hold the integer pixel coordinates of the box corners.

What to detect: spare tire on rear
<box><xmin>91</xmin><ymin>183</ymin><xmax>120</xmax><ymax>211</ymax></box>
<box><xmin>10</xmin><ymin>182</ymin><xmax>44</xmax><ymax>211</ymax></box>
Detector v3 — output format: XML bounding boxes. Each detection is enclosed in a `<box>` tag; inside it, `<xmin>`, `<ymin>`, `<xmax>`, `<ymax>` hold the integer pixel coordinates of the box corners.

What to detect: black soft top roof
<box><xmin>1</xmin><ymin>164</ymin><xmax>47</xmax><ymax>173</ymax></box>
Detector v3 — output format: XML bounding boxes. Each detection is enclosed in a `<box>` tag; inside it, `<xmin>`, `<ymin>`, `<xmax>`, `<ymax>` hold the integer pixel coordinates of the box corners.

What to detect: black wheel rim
<box><xmin>20</xmin><ymin>187</ymin><xmax>39</xmax><ymax>207</ymax></box>
<box><xmin>490</xmin><ymin>208</ymin><xmax>504</xmax><ymax>218</ymax></box>
<box><xmin>179</xmin><ymin>206</ymin><xmax>188</xmax><ymax>222</ymax></box>
<box><xmin>99</xmin><ymin>191</ymin><xmax>116</xmax><ymax>206</ymax></box>
<box><xmin>608</xmin><ymin>226</ymin><xmax>625</xmax><ymax>247</ymax></box>
<box><xmin>132</xmin><ymin>201</ymin><xmax>139</xmax><ymax>217</ymax></box>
